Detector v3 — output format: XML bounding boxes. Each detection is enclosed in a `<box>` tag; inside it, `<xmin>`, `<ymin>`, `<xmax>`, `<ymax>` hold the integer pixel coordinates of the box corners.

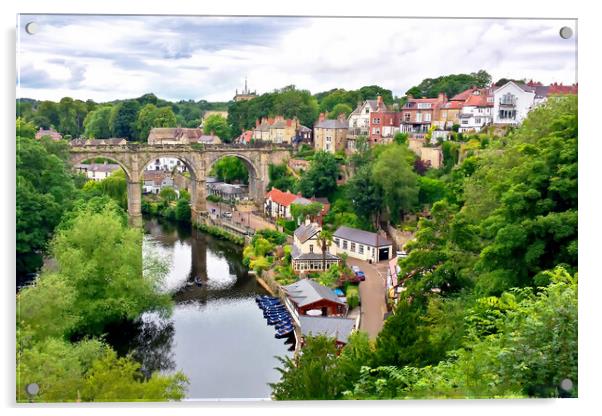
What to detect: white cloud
<box><xmin>17</xmin><ymin>15</ymin><xmax>577</xmax><ymax>102</ymax></box>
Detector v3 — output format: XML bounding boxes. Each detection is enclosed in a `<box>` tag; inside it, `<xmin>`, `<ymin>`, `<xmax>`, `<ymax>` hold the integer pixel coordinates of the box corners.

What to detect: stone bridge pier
<box><xmin>69</xmin><ymin>144</ymin><xmax>291</xmax><ymax>227</ymax></box>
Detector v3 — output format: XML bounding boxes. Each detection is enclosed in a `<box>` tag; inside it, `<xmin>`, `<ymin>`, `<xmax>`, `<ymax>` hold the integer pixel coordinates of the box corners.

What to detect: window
<box><xmin>372</xmin><ymin>117</ymin><xmax>380</xmax><ymax>124</ymax></box>
<box><xmin>424</xmin><ymin>113</ymin><xmax>431</xmax><ymax>122</ymax></box>
<box><xmin>365</xmin><ymin>108</ymin><xmax>370</xmax><ymax>114</ymax></box>
<box><xmin>350</xmin><ymin>242</ymin><xmax>356</xmax><ymax>252</ymax></box>
<box><xmin>359</xmin><ymin>245</ymin><xmax>364</xmax><ymax>254</ymax></box>
<box><xmin>334</xmin><ymin>238</ymin><xmax>340</xmax><ymax>247</ymax></box>
<box><xmin>326</xmin><ymin>136</ymin><xmax>332</xmax><ymax>142</ymax></box>
<box><xmin>404</xmin><ymin>113</ymin><xmax>411</xmax><ymax>122</ymax></box>
<box><xmin>475</xmin><ymin>117</ymin><xmax>482</xmax><ymax>124</ymax></box>
<box><xmin>500</xmin><ymin>93</ymin><xmax>517</xmax><ymax>106</ymax></box>
<box><xmin>417</xmin><ymin>103</ymin><xmax>431</xmax><ymax>109</ymax></box>
<box><xmin>342</xmin><ymin>240</ymin><xmax>348</xmax><ymax>250</ymax></box>
<box><xmin>309</xmin><ymin>245</ymin><xmax>314</xmax><ymax>253</ymax></box>
<box><xmin>416</xmin><ymin>112</ymin><xmax>422</xmax><ymax>122</ymax></box>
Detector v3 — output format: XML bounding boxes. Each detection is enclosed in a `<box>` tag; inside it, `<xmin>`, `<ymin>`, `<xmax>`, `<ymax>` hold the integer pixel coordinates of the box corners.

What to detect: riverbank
<box><xmin>194</xmin><ymin>221</ymin><xmax>245</xmax><ymax>245</ymax></box>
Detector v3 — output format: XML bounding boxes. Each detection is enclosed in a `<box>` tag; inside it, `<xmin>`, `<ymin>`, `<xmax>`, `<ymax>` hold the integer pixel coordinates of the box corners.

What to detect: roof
<box><xmin>464</xmin><ymin>93</ymin><xmax>493</xmax><ymax>107</ymax></box>
<box><xmin>283</xmin><ymin>279</ymin><xmax>346</xmax><ymax>307</ymax></box>
<box><xmin>35</xmin><ymin>128</ymin><xmax>62</xmax><ymax>140</ymax></box>
<box><xmin>265</xmin><ymin>188</ymin><xmax>302</xmax><ymax>207</ymax></box>
<box><xmin>195</xmin><ymin>134</ymin><xmax>221</xmax><ymax>144</ymax></box>
<box><xmin>334</xmin><ymin>226</ymin><xmax>393</xmax><ymax>248</ymax></box>
<box><xmin>450</xmin><ymin>88</ymin><xmax>477</xmax><ymax>101</ymax></box>
<box><xmin>294</xmin><ymin>222</ymin><xmax>321</xmax><ymax>243</ymax></box>
<box><xmin>75</xmin><ymin>163</ymin><xmax>121</xmax><ymax>173</ymax></box>
<box><xmin>299</xmin><ymin>316</ymin><xmax>356</xmax><ymax>344</ymax></box>
<box><xmin>292</xmin><ymin>245</ymin><xmax>340</xmax><ymax>261</ymax></box>
<box><xmin>148</xmin><ymin>127</ymin><xmax>203</xmax><ymax>143</ymax></box>
<box><xmin>143</xmin><ymin>170</ymin><xmax>171</xmax><ymax>185</ymax></box>
<box><xmin>314</xmin><ymin>119</ymin><xmax>348</xmax><ymax>129</ymax></box>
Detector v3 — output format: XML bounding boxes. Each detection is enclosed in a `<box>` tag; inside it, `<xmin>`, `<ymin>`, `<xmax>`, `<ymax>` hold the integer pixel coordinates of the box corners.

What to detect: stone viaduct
<box><xmin>69</xmin><ymin>143</ymin><xmax>291</xmax><ymax>226</ymax></box>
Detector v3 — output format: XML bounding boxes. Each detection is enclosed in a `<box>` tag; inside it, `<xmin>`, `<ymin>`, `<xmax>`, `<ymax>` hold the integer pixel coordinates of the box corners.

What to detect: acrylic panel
<box><xmin>16</xmin><ymin>14</ymin><xmax>578</xmax><ymax>402</ymax></box>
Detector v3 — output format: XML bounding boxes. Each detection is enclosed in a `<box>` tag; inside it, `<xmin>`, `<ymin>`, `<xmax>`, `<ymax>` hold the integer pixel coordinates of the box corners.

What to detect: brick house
<box><xmin>458</xmin><ymin>88</ymin><xmax>494</xmax><ymax>132</ymax></box>
<box><xmin>264</xmin><ymin>187</ymin><xmax>305</xmax><ymax>219</ymax></box>
<box><xmin>283</xmin><ymin>279</ymin><xmax>347</xmax><ymax>316</ymax></box>
<box><xmin>401</xmin><ymin>93</ymin><xmax>447</xmax><ymax>136</ymax></box>
<box><xmin>368</xmin><ymin>96</ymin><xmax>401</xmax><ymax>144</ymax></box>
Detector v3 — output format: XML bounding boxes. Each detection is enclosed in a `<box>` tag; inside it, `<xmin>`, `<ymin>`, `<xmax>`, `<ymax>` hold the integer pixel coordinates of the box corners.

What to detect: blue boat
<box><xmin>258</xmin><ymin>301</ymin><xmax>281</xmax><ymax>309</ymax></box>
<box><xmin>275</xmin><ymin>323</ymin><xmax>293</xmax><ymax>331</ymax></box>
<box><xmin>275</xmin><ymin>328</ymin><xmax>294</xmax><ymax>338</ymax></box>
<box><xmin>267</xmin><ymin>316</ymin><xmax>288</xmax><ymax>325</ymax></box>
<box><xmin>265</xmin><ymin>313</ymin><xmax>289</xmax><ymax>320</ymax></box>
<box><xmin>256</xmin><ymin>295</ymin><xmax>276</xmax><ymax>302</ymax></box>
<box><xmin>265</xmin><ymin>311</ymin><xmax>289</xmax><ymax>318</ymax></box>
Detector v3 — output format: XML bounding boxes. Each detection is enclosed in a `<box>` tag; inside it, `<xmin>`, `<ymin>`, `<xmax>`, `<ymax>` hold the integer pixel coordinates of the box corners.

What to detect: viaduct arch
<box><xmin>70</xmin><ymin>143</ymin><xmax>291</xmax><ymax>226</ymax></box>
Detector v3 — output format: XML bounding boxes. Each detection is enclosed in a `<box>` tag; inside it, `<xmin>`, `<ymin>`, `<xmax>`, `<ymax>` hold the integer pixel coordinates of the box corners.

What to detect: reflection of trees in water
<box><xmin>104</xmin><ymin>316</ymin><xmax>176</xmax><ymax>379</ymax></box>
<box><xmin>131</xmin><ymin>316</ymin><xmax>176</xmax><ymax>378</ymax></box>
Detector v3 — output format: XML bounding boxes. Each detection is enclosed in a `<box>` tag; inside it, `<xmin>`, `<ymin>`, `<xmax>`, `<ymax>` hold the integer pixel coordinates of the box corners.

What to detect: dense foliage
<box><xmin>17</xmin><ymin>198</ymin><xmax>187</xmax><ymax>402</ymax></box>
<box><xmin>271</xmin><ymin>96</ymin><xmax>578</xmax><ymax>400</ymax></box>
<box><xmin>405</xmin><ymin>70</ymin><xmax>492</xmax><ymax>99</ymax></box>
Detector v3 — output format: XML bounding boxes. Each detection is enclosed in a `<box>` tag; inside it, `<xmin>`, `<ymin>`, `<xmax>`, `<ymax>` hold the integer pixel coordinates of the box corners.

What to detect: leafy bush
<box><xmin>346</xmin><ymin>286</ymin><xmax>359</xmax><ymax>309</ymax></box>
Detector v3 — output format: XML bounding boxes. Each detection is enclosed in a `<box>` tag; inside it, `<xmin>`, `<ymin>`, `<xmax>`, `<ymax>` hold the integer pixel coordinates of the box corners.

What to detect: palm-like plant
<box><xmin>316</xmin><ymin>230</ymin><xmax>333</xmax><ymax>272</ymax></box>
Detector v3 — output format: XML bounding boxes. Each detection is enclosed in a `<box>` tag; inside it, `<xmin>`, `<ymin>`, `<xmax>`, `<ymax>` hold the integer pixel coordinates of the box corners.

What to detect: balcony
<box><xmin>347</xmin><ymin>127</ymin><xmax>370</xmax><ymax>137</ymax></box>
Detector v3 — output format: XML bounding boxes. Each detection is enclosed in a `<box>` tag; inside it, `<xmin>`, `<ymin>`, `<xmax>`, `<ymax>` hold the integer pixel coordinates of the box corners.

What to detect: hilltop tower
<box><xmin>234</xmin><ymin>77</ymin><xmax>257</xmax><ymax>102</ymax></box>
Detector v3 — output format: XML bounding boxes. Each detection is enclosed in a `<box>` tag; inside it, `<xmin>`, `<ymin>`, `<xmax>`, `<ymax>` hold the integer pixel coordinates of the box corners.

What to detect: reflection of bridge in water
<box><xmin>70</xmin><ymin>143</ymin><xmax>291</xmax><ymax>226</ymax></box>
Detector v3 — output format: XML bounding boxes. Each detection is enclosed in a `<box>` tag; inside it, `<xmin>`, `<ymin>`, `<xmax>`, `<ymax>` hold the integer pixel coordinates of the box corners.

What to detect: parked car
<box><xmin>222</xmin><ymin>211</ymin><xmax>233</xmax><ymax>218</ymax></box>
<box><xmin>351</xmin><ymin>265</ymin><xmax>361</xmax><ymax>273</ymax></box>
<box><xmin>354</xmin><ymin>270</ymin><xmax>366</xmax><ymax>282</ymax></box>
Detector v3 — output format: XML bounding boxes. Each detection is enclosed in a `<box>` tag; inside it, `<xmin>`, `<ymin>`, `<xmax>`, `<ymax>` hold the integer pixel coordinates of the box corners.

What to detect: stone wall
<box><xmin>407</xmin><ymin>138</ymin><xmax>443</xmax><ymax>169</ymax></box>
<box><xmin>386</xmin><ymin>224</ymin><xmax>415</xmax><ymax>251</ymax></box>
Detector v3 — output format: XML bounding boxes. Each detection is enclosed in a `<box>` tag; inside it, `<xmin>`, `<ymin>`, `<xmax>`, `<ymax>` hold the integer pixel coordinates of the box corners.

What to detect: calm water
<box><xmin>107</xmin><ymin>217</ymin><xmax>292</xmax><ymax>400</ymax></box>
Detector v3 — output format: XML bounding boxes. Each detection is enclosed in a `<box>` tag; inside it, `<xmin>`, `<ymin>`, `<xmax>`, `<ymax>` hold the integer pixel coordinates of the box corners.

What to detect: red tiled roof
<box><xmin>464</xmin><ymin>93</ymin><xmax>492</xmax><ymax>107</ymax></box>
<box><xmin>266</xmin><ymin>188</ymin><xmax>302</xmax><ymax>207</ymax></box>
<box><xmin>548</xmin><ymin>83</ymin><xmax>578</xmax><ymax>95</ymax></box>
<box><xmin>443</xmin><ymin>101</ymin><xmax>464</xmax><ymax>109</ymax></box>
<box><xmin>450</xmin><ymin>88</ymin><xmax>476</xmax><ymax>101</ymax></box>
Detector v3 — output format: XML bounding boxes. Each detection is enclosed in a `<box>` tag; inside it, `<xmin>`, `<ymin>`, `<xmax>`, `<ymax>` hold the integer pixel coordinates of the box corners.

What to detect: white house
<box><xmin>74</xmin><ymin>163</ymin><xmax>121</xmax><ymax>181</ymax></box>
<box><xmin>145</xmin><ymin>157</ymin><xmax>186</xmax><ymax>173</ymax></box>
<box><xmin>458</xmin><ymin>88</ymin><xmax>494</xmax><ymax>133</ymax></box>
<box><xmin>333</xmin><ymin>226</ymin><xmax>393</xmax><ymax>262</ymax></box>
<box><xmin>291</xmin><ymin>221</ymin><xmax>341</xmax><ymax>273</ymax></box>
<box><xmin>348</xmin><ymin>98</ymin><xmax>385</xmax><ymax>137</ymax></box>
<box><xmin>143</xmin><ymin>170</ymin><xmax>174</xmax><ymax>194</ymax></box>
<box><xmin>492</xmin><ymin>81</ymin><xmax>537</xmax><ymax>126</ymax></box>
<box><xmin>264</xmin><ymin>187</ymin><xmax>310</xmax><ymax>220</ymax></box>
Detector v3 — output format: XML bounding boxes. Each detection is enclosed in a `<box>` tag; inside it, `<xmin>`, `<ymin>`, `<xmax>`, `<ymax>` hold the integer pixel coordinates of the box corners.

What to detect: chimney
<box><xmin>438</xmin><ymin>92</ymin><xmax>447</xmax><ymax>102</ymax></box>
<box><xmin>318</xmin><ymin>113</ymin><xmax>325</xmax><ymax>122</ymax></box>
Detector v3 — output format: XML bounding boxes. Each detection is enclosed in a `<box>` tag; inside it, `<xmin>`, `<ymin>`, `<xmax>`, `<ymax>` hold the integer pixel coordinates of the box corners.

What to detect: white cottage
<box><xmin>291</xmin><ymin>221</ymin><xmax>341</xmax><ymax>273</ymax></box>
<box><xmin>492</xmin><ymin>81</ymin><xmax>538</xmax><ymax>126</ymax></box>
<box><xmin>333</xmin><ymin>226</ymin><xmax>393</xmax><ymax>262</ymax></box>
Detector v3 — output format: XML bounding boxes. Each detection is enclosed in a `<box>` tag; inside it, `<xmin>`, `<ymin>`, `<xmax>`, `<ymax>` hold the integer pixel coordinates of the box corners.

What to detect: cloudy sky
<box><xmin>16</xmin><ymin>15</ymin><xmax>577</xmax><ymax>103</ymax></box>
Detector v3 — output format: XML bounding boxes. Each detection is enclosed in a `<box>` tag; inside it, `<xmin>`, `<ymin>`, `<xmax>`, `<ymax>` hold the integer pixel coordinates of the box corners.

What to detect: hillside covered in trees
<box><xmin>271</xmin><ymin>95</ymin><xmax>578</xmax><ymax>400</ymax></box>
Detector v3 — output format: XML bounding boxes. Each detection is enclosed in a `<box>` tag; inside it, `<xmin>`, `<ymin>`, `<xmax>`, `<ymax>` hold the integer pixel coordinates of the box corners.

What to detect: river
<box><xmin>106</xmin><ymin>217</ymin><xmax>292</xmax><ymax>400</ymax></box>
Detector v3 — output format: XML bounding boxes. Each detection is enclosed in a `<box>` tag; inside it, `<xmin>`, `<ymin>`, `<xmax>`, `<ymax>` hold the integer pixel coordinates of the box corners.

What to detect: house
<box><xmin>252</xmin><ymin>116</ymin><xmax>300</xmax><ymax>144</ymax></box>
<box><xmin>145</xmin><ymin>157</ymin><xmax>186</xmax><ymax>173</ymax></box>
<box><xmin>401</xmin><ymin>93</ymin><xmax>447</xmax><ymax>137</ymax></box>
<box><xmin>348</xmin><ymin>97</ymin><xmax>385</xmax><ymax>139</ymax></box>
<box><xmin>236</xmin><ymin>130</ymin><xmax>253</xmax><ymax>144</ymax></box>
<box><xmin>368</xmin><ymin>96</ymin><xmax>401</xmax><ymax>144</ymax></box>
<box><xmin>386</xmin><ymin>255</ymin><xmax>404</xmax><ymax>305</ymax></box>
<box><xmin>291</xmin><ymin>221</ymin><xmax>341</xmax><ymax>273</ymax></box>
<box><xmin>74</xmin><ymin>162</ymin><xmax>121</xmax><ymax>181</ymax></box>
<box><xmin>333</xmin><ymin>226</ymin><xmax>393</xmax><ymax>262</ymax></box>
<box><xmin>207</xmin><ymin>182</ymin><xmax>248</xmax><ymax>202</ymax></box>
<box><xmin>458</xmin><ymin>88</ymin><xmax>494</xmax><ymax>132</ymax></box>
<box><xmin>283</xmin><ymin>279</ymin><xmax>347</xmax><ymax>316</ymax></box>
<box><xmin>492</xmin><ymin>81</ymin><xmax>577</xmax><ymax>126</ymax></box>
<box><xmin>313</xmin><ymin>113</ymin><xmax>348</xmax><ymax>153</ymax></box>
<box><xmin>264</xmin><ymin>187</ymin><xmax>305</xmax><ymax>219</ymax></box>
<box><xmin>147</xmin><ymin>127</ymin><xmax>203</xmax><ymax>145</ymax></box>
<box><xmin>299</xmin><ymin>315</ymin><xmax>356</xmax><ymax>347</ymax></box>
<box><xmin>294</xmin><ymin>125</ymin><xmax>312</xmax><ymax>145</ymax></box>
<box><xmin>35</xmin><ymin>127</ymin><xmax>62</xmax><ymax>141</ymax></box>
<box><xmin>143</xmin><ymin>170</ymin><xmax>174</xmax><ymax>194</ymax></box>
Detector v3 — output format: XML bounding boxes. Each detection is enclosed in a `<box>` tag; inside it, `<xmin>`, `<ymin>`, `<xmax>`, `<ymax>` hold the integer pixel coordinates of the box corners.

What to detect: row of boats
<box><xmin>255</xmin><ymin>295</ymin><xmax>295</xmax><ymax>339</ymax></box>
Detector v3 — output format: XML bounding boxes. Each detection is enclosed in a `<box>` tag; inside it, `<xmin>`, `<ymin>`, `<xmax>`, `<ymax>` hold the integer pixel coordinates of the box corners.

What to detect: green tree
<box><xmin>50</xmin><ymin>200</ymin><xmax>172</xmax><ymax>335</ymax></box>
<box><xmin>328</xmin><ymin>103</ymin><xmax>353</xmax><ymax>119</ymax></box>
<box><xmin>372</xmin><ymin>144</ymin><xmax>419</xmax><ymax>222</ymax></box>
<box><xmin>299</xmin><ymin>151</ymin><xmax>339</xmax><ymax>198</ymax></box>
<box><xmin>271</xmin><ymin>335</ymin><xmax>342</xmax><ymax>400</ymax></box>
<box><xmin>110</xmin><ymin>100</ymin><xmax>140</xmax><ymax>140</ymax></box>
<box><xmin>84</xmin><ymin>106</ymin><xmax>113</xmax><ymax>139</ymax></box>
<box><xmin>290</xmin><ymin>201</ymin><xmax>323</xmax><ymax>224</ymax></box>
<box><xmin>175</xmin><ymin>198</ymin><xmax>191</xmax><ymax>223</ymax></box>
<box><xmin>16</xmin><ymin>134</ymin><xmax>77</xmax><ymax>276</ymax></box>
<box><xmin>159</xmin><ymin>186</ymin><xmax>178</xmax><ymax>203</ymax></box>
<box><xmin>346</xmin><ymin>164</ymin><xmax>383</xmax><ymax>228</ymax></box>
<box><xmin>210</xmin><ymin>156</ymin><xmax>249</xmax><ymax>184</ymax></box>
<box><xmin>203</xmin><ymin>114</ymin><xmax>230</xmax><ymax>141</ymax></box>
<box><xmin>316</xmin><ymin>230</ymin><xmax>333</xmax><ymax>272</ymax></box>
<box><xmin>135</xmin><ymin>104</ymin><xmax>177</xmax><ymax>141</ymax></box>
<box><xmin>267</xmin><ymin>163</ymin><xmax>298</xmax><ymax>192</ymax></box>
